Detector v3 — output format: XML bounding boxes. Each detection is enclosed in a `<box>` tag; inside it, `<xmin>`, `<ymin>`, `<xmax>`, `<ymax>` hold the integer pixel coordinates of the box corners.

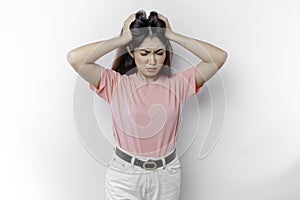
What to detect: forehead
<box><xmin>135</xmin><ymin>36</ymin><xmax>165</xmax><ymax>50</ymax></box>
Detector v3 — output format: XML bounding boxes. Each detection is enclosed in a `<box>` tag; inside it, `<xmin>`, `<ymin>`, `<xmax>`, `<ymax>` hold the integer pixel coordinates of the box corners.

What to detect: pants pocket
<box><xmin>162</xmin><ymin>157</ymin><xmax>181</xmax><ymax>175</ymax></box>
<box><xmin>108</xmin><ymin>154</ymin><xmax>132</xmax><ymax>172</ymax></box>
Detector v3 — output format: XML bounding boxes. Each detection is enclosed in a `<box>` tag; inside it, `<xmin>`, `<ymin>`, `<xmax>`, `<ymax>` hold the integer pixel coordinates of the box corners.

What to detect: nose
<box><xmin>149</xmin><ymin>53</ymin><xmax>157</xmax><ymax>66</ymax></box>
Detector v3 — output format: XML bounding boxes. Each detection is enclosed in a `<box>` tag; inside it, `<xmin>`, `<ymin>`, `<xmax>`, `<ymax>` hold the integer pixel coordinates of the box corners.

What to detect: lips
<box><xmin>146</xmin><ymin>68</ymin><xmax>157</xmax><ymax>72</ymax></box>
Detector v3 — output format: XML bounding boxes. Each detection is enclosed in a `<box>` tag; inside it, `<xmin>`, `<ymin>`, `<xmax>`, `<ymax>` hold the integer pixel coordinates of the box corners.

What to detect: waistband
<box><xmin>114</xmin><ymin>146</ymin><xmax>177</xmax><ymax>170</ymax></box>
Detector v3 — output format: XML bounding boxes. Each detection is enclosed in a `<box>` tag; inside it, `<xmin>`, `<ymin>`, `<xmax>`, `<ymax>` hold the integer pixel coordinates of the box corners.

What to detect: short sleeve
<box><xmin>89</xmin><ymin>68</ymin><xmax>121</xmax><ymax>104</ymax></box>
<box><xmin>176</xmin><ymin>67</ymin><xmax>203</xmax><ymax>102</ymax></box>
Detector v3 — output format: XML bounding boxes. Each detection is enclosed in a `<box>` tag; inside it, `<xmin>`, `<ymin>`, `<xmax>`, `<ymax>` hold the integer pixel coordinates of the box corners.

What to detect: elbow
<box><xmin>214</xmin><ymin>50</ymin><xmax>228</xmax><ymax>69</ymax></box>
<box><xmin>67</xmin><ymin>51</ymin><xmax>76</xmax><ymax>65</ymax></box>
<box><xmin>67</xmin><ymin>51</ymin><xmax>80</xmax><ymax>71</ymax></box>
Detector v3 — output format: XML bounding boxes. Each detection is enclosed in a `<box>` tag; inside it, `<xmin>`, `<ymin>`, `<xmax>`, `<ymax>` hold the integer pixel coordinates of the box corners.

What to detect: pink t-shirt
<box><xmin>89</xmin><ymin>67</ymin><xmax>202</xmax><ymax>157</ymax></box>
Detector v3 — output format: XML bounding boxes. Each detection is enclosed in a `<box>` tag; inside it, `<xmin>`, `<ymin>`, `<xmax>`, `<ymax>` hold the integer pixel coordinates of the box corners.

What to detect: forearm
<box><xmin>67</xmin><ymin>34</ymin><xmax>130</xmax><ymax>66</ymax></box>
<box><xmin>167</xmin><ymin>31</ymin><xmax>227</xmax><ymax>65</ymax></box>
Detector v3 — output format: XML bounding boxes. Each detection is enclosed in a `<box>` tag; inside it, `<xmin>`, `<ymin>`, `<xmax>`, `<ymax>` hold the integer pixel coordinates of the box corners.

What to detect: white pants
<box><xmin>105</xmin><ymin>147</ymin><xmax>181</xmax><ymax>200</ymax></box>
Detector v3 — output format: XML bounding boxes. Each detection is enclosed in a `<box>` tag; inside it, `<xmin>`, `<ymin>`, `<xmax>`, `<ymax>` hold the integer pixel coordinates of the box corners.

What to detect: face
<box><xmin>131</xmin><ymin>36</ymin><xmax>166</xmax><ymax>80</ymax></box>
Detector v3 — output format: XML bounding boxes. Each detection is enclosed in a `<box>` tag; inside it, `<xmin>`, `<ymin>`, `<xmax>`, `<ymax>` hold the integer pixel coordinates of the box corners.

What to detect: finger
<box><xmin>127</xmin><ymin>13</ymin><xmax>136</xmax><ymax>22</ymax></box>
<box><xmin>157</xmin><ymin>13</ymin><xmax>167</xmax><ymax>20</ymax></box>
<box><xmin>124</xmin><ymin>13</ymin><xmax>135</xmax><ymax>24</ymax></box>
<box><xmin>157</xmin><ymin>13</ymin><xmax>163</xmax><ymax>20</ymax></box>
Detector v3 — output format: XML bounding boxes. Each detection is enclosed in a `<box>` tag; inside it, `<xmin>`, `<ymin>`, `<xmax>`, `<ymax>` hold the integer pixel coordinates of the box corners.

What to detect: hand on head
<box><xmin>156</xmin><ymin>13</ymin><xmax>172</xmax><ymax>30</ymax></box>
<box><xmin>156</xmin><ymin>13</ymin><xmax>173</xmax><ymax>38</ymax></box>
<box><xmin>121</xmin><ymin>13</ymin><xmax>136</xmax><ymax>42</ymax></box>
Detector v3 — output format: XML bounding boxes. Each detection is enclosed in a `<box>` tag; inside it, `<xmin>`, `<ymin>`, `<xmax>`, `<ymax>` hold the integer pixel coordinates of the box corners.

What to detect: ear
<box><xmin>126</xmin><ymin>46</ymin><xmax>134</xmax><ymax>58</ymax></box>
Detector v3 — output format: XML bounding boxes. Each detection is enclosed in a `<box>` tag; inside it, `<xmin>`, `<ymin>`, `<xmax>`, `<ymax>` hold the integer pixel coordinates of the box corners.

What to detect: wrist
<box><xmin>165</xmin><ymin>30</ymin><xmax>176</xmax><ymax>41</ymax></box>
<box><xmin>119</xmin><ymin>31</ymin><xmax>132</xmax><ymax>45</ymax></box>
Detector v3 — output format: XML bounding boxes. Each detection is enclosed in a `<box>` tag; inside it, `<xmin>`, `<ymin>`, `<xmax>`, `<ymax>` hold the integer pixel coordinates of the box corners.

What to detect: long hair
<box><xmin>112</xmin><ymin>10</ymin><xmax>173</xmax><ymax>77</ymax></box>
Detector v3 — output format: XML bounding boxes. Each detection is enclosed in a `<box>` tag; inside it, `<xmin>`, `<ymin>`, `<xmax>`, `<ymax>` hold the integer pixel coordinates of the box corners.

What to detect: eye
<box><xmin>156</xmin><ymin>50</ymin><xmax>164</xmax><ymax>55</ymax></box>
<box><xmin>140</xmin><ymin>53</ymin><xmax>148</xmax><ymax>56</ymax></box>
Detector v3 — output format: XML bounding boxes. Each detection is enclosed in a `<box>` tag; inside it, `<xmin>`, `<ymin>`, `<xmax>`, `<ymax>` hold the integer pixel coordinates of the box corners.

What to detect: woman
<box><xmin>67</xmin><ymin>10</ymin><xmax>227</xmax><ymax>200</ymax></box>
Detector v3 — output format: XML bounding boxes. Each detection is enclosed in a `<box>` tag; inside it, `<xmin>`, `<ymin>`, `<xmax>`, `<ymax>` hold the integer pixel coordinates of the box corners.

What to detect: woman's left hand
<box><xmin>157</xmin><ymin>13</ymin><xmax>173</xmax><ymax>38</ymax></box>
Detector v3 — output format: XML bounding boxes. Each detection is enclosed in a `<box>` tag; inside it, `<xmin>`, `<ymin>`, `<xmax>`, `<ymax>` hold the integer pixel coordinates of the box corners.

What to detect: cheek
<box><xmin>157</xmin><ymin>55</ymin><xmax>166</xmax><ymax>64</ymax></box>
<box><xmin>134</xmin><ymin>56</ymin><xmax>147</xmax><ymax>66</ymax></box>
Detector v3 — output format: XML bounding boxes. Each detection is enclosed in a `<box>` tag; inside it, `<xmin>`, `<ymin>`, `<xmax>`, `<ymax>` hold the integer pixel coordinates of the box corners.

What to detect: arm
<box><xmin>158</xmin><ymin>14</ymin><xmax>228</xmax><ymax>88</ymax></box>
<box><xmin>167</xmin><ymin>32</ymin><xmax>227</xmax><ymax>87</ymax></box>
<box><xmin>66</xmin><ymin>14</ymin><xmax>135</xmax><ymax>89</ymax></box>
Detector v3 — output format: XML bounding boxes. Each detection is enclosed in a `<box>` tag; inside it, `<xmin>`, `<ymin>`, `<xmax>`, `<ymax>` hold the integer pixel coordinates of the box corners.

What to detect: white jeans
<box><xmin>105</xmin><ymin>147</ymin><xmax>181</xmax><ymax>200</ymax></box>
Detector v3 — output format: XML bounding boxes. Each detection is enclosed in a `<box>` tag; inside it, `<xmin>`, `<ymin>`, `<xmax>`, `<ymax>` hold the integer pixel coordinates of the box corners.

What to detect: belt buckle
<box><xmin>143</xmin><ymin>159</ymin><xmax>157</xmax><ymax>170</ymax></box>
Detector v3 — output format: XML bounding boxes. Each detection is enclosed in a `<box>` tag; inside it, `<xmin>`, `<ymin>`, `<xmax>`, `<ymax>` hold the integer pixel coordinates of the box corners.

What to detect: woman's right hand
<box><xmin>121</xmin><ymin>13</ymin><xmax>136</xmax><ymax>43</ymax></box>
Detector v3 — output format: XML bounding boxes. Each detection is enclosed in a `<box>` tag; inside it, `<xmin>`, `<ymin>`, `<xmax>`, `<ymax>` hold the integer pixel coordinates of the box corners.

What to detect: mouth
<box><xmin>146</xmin><ymin>68</ymin><xmax>158</xmax><ymax>72</ymax></box>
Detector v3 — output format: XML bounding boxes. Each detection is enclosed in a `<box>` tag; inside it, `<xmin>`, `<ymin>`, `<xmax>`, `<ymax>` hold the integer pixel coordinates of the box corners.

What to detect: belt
<box><xmin>115</xmin><ymin>146</ymin><xmax>176</xmax><ymax>170</ymax></box>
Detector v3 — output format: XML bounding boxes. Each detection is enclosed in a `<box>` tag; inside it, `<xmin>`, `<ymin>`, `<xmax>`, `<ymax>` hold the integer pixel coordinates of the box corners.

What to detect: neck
<box><xmin>136</xmin><ymin>73</ymin><xmax>159</xmax><ymax>83</ymax></box>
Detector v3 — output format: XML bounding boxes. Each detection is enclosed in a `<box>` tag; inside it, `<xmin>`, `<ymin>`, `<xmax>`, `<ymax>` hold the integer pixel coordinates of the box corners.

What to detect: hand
<box><xmin>157</xmin><ymin>13</ymin><xmax>173</xmax><ymax>38</ymax></box>
<box><xmin>121</xmin><ymin>13</ymin><xmax>136</xmax><ymax>42</ymax></box>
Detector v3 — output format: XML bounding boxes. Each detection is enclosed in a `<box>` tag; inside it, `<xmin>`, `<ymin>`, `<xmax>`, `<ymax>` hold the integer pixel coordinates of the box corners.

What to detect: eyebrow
<box><xmin>137</xmin><ymin>48</ymin><xmax>165</xmax><ymax>53</ymax></box>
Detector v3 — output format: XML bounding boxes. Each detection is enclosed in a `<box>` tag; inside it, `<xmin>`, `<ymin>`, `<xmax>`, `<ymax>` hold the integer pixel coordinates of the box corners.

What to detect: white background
<box><xmin>1</xmin><ymin>0</ymin><xmax>300</xmax><ymax>199</ymax></box>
